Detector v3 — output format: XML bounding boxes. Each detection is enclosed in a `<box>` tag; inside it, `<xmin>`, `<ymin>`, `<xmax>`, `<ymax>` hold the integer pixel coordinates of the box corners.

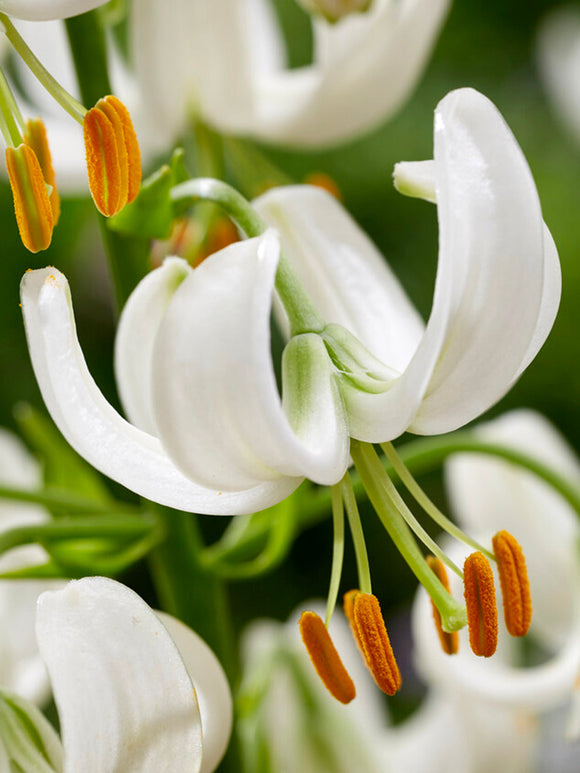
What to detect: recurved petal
<box><xmin>158</xmin><ymin>613</ymin><xmax>232</xmax><ymax>773</ymax></box>
<box><xmin>36</xmin><ymin>578</ymin><xmax>204</xmax><ymax>773</ymax></box>
<box><xmin>20</xmin><ymin>267</ymin><xmax>300</xmax><ymax>514</ymax></box>
<box><xmin>152</xmin><ymin>231</ymin><xmax>349</xmax><ymax>491</ymax></box>
<box><xmin>254</xmin><ymin>185</ymin><xmax>424</xmax><ymax>371</ymax></box>
<box><xmin>115</xmin><ymin>257</ymin><xmax>192</xmax><ymax>434</ymax></box>
<box><xmin>253</xmin><ymin>0</ymin><xmax>450</xmax><ymax>146</ymax></box>
<box><xmin>0</xmin><ymin>0</ymin><xmax>108</xmax><ymax>20</ymax></box>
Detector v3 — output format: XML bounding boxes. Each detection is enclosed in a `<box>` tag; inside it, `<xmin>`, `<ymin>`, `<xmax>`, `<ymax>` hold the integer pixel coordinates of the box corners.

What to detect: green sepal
<box><xmin>109</xmin><ymin>148</ymin><xmax>190</xmax><ymax>239</ymax></box>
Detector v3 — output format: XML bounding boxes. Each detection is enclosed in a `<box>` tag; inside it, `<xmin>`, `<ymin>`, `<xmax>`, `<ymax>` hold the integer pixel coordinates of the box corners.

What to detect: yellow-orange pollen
<box><xmin>463</xmin><ymin>551</ymin><xmax>498</xmax><ymax>657</ymax></box>
<box><xmin>24</xmin><ymin>117</ymin><xmax>60</xmax><ymax>225</ymax></box>
<box><xmin>6</xmin><ymin>143</ymin><xmax>53</xmax><ymax>253</ymax></box>
<box><xmin>299</xmin><ymin>610</ymin><xmax>356</xmax><ymax>704</ymax></box>
<box><xmin>83</xmin><ymin>95</ymin><xmax>142</xmax><ymax>217</ymax></box>
<box><xmin>492</xmin><ymin>530</ymin><xmax>532</xmax><ymax>637</ymax></box>
<box><xmin>426</xmin><ymin>556</ymin><xmax>459</xmax><ymax>655</ymax></box>
<box><xmin>348</xmin><ymin>591</ymin><xmax>402</xmax><ymax>696</ymax></box>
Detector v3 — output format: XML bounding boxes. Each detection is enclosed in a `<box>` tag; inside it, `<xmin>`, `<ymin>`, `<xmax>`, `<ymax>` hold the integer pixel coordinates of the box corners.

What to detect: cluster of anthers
<box><xmin>0</xmin><ymin>13</ymin><xmax>141</xmax><ymax>252</ymax></box>
<box><xmin>298</xmin><ymin>446</ymin><xmax>532</xmax><ymax>704</ymax></box>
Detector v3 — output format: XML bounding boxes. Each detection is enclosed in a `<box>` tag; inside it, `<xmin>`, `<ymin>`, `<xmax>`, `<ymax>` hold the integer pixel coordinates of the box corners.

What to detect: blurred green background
<box><xmin>0</xmin><ymin>0</ymin><xmax>578</xmax><ymax>722</ymax></box>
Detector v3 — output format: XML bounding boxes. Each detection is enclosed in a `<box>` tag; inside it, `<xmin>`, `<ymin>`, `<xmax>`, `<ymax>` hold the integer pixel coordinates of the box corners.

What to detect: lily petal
<box><xmin>158</xmin><ymin>612</ymin><xmax>233</xmax><ymax>773</ymax></box>
<box><xmin>152</xmin><ymin>231</ymin><xmax>349</xmax><ymax>491</ymax></box>
<box><xmin>343</xmin><ymin>88</ymin><xmax>558</xmax><ymax>440</ymax></box>
<box><xmin>254</xmin><ymin>185</ymin><xmax>424</xmax><ymax>371</ymax></box>
<box><xmin>253</xmin><ymin>0</ymin><xmax>450</xmax><ymax>147</ymax></box>
<box><xmin>115</xmin><ymin>257</ymin><xmax>192</xmax><ymax>435</ymax></box>
<box><xmin>36</xmin><ymin>578</ymin><xmax>204</xmax><ymax>773</ymax></box>
<box><xmin>20</xmin><ymin>267</ymin><xmax>300</xmax><ymax>514</ymax></box>
<box><xmin>0</xmin><ymin>0</ymin><xmax>108</xmax><ymax>20</ymax></box>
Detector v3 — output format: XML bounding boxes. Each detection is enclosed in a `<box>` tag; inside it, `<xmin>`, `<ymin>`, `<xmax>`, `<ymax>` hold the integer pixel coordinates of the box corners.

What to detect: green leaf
<box><xmin>14</xmin><ymin>404</ymin><xmax>113</xmax><ymax>515</ymax></box>
<box><xmin>108</xmin><ymin>148</ymin><xmax>190</xmax><ymax>239</ymax></box>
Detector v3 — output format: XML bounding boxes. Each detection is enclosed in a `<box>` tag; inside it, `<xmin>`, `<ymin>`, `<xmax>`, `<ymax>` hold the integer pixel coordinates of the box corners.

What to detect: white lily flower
<box><xmin>32</xmin><ymin>576</ymin><xmax>232</xmax><ymax>772</ymax></box>
<box><xmin>129</xmin><ymin>0</ymin><xmax>450</xmax><ymax>148</ymax></box>
<box><xmin>240</xmin><ymin>603</ymin><xmax>537</xmax><ymax>772</ymax></box>
<box><xmin>20</xmin><ymin>88</ymin><xmax>560</xmax><ymax>515</ymax></box>
<box><xmin>412</xmin><ymin>410</ymin><xmax>580</xmax><ymax>724</ymax></box>
<box><xmin>0</xmin><ymin>0</ymin><xmax>108</xmax><ymax>21</ymax></box>
<box><xmin>537</xmin><ymin>7</ymin><xmax>580</xmax><ymax>145</ymax></box>
<box><xmin>0</xmin><ymin>428</ymin><xmax>63</xmax><ymax>706</ymax></box>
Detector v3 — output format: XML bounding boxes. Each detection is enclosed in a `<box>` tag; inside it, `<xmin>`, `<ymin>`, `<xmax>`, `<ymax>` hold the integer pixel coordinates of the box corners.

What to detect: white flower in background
<box><xmin>0</xmin><ymin>428</ymin><xmax>63</xmax><ymax>706</ymax></box>
<box><xmin>130</xmin><ymin>0</ymin><xmax>450</xmax><ymax>149</ymax></box>
<box><xmin>0</xmin><ymin>0</ymin><xmax>107</xmax><ymax>20</ymax></box>
<box><xmin>412</xmin><ymin>411</ymin><xmax>580</xmax><ymax>734</ymax></box>
<box><xmin>239</xmin><ymin>603</ymin><xmax>537</xmax><ymax>772</ymax></box>
<box><xmin>20</xmin><ymin>88</ymin><xmax>560</xmax><ymax>514</ymax></box>
<box><xmin>7</xmin><ymin>576</ymin><xmax>233</xmax><ymax>773</ymax></box>
<box><xmin>537</xmin><ymin>6</ymin><xmax>580</xmax><ymax>144</ymax></box>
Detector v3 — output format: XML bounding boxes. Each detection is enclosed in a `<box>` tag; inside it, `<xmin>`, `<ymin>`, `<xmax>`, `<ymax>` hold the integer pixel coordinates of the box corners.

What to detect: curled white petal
<box><xmin>0</xmin><ymin>0</ymin><xmax>107</xmax><ymax>20</ymax></box>
<box><xmin>20</xmin><ymin>267</ymin><xmax>300</xmax><ymax>514</ymax></box>
<box><xmin>152</xmin><ymin>231</ymin><xmax>349</xmax><ymax>491</ymax></box>
<box><xmin>36</xmin><ymin>578</ymin><xmax>203</xmax><ymax>773</ymax></box>
<box><xmin>158</xmin><ymin>613</ymin><xmax>232</xmax><ymax>773</ymax></box>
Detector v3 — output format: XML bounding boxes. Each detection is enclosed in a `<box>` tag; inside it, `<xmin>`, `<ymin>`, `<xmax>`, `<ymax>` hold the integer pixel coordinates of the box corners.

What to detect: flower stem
<box><xmin>340</xmin><ymin>473</ymin><xmax>372</xmax><ymax>595</ymax></box>
<box><xmin>0</xmin><ymin>68</ymin><xmax>23</xmax><ymax>146</ymax></box>
<box><xmin>0</xmin><ymin>483</ymin><xmax>136</xmax><ymax>514</ymax></box>
<box><xmin>0</xmin><ymin>13</ymin><xmax>86</xmax><ymax>123</ymax></box>
<box><xmin>170</xmin><ymin>177</ymin><xmax>325</xmax><ymax>336</ymax></box>
<box><xmin>351</xmin><ymin>440</ymin><xmax>467</xmax><ymax>632</ymax></box>
<box><xmin>325</xmin><ymin>484</ymin><xmax>345</xmax><ymax>626</ymax></box>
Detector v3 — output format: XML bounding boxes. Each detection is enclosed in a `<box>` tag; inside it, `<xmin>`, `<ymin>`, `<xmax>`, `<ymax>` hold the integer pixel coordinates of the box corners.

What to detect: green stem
<box><xmin>0</xmin><ymin>68</ymin><xmax>23</xmax><ymax>145</ymax></box>
<box><xmin>0</xmin><ymin>484</ymin><xmax>137</xmax><ymax>514</ymax></box>
<box><xmin>325</xmin><ymin>485</ymin><xmax>345</xmax><ymax>626</ymax></box>
<box><xmin>1</xmin><ymin>14</ymin><xmax>86</xmax><ymax>122</ymax></box>
<box><xmin>351</xmin><ymin>440</ymin><xmax>466</xmax><ymax>632</ymax></box>
<box><xmin>170</xmin><ymin>178</ymin><xmax>325</xmax><ymax>336</ymax></box>
<box><xmin>340</xmin><ymin>473</ymin><xmax>372</xmax><ymax>594</ymax></box>
<box><xmin>381</xmin><ymin>441</ymin><xmax>495</xmax><ymax>561</ymax></box>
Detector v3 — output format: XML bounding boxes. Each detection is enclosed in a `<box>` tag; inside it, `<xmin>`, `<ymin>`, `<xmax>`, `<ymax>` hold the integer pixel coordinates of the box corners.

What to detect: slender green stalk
<box><xmin>351</xmin><ymin>440</ymin><xmax>466</xmax><ymax>632</ymax></box>
<box><xmin>340</xmin><ymin>473</ymin><xmax>372</xmax><ymax>594</ymax></box>
<box><xmin>1</xmin><ymin>14</ymin><xmax>86</xmax><ymax>122</ymax></box>
<box><xmin>0</xmin><ymin>484</ymin><xmax>137</xmax><ymax>514</ymax></box>
<box><xmin>381</xmin><ymin>441</ymin><xmax>495</xmax><ymax>560</ymax></box>
<box><xmin>0</xmin><ymin>68</ymin><xmax>24</xmax><ymax>143</ymax></box>
<box><xmin>170</xmin><ymin>178</ymin><xmax>325</xmax><ymax>335</ymax></box>
<box><xmin>325</xmin><ymin>485</ymin><xmax>345</xmax><ymax>626</ymax></box>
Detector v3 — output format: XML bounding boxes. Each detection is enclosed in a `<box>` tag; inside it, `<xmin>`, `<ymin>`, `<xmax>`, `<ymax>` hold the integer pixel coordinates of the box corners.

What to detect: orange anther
<box><xmin>492</xmin><ymin>530</ymin><xmax>532</xmax><ymax>637</ymax></box>
<box><xmin>299</xmin><ymin>611</ymin><xmax>356</xmax><ymax>704</ymax></box>
<box><xmin>304</xmin><ymin>172</ymin><xmax>342</xmax><ymax>201</ymax></box>
<box><xmin>6</xmin><ymin>144</ymin><xmax>53</xmax><ymax>253</ymax></box>
<box><xmin>83</xmin><ymin>95</ymin><xmax>141</xmax><ymax>217</ymax></box>
<box><xmin>426</xmin><ymin>556</ymin><xmax>459</xmax><ymax>655</ymax></box>
<box><xmin>463</xmin><ymin>552</ymin><xmax>498</xmax><ymax>657</ymax></box>
<box><xmin>24</xmin><ymin>118</ymin><xmax>60</xmax><ymax>224</ymax></box>
<box><xmin>343</xmin><ymin>589</ymin><xmax>364</xmax><ymax>651</ymax></box>
<box><xmin>352</xmin><ymin>593</ymin><xmax>401</xmax><ymax>696</ymax></box>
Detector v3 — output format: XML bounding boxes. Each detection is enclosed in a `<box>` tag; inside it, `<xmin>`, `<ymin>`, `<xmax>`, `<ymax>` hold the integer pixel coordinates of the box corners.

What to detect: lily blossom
<box><xmin>0</xmin><ymin>427</ymin><xmax>63</xmax><ymax>705</ymax></box>
<box><xmin>412</xmin><ymin>411</ymin><xmax>580</xmax><ymax>730</ymax></box>
<box><xmin>129</xmin><ymin>0</ymin><xmax>450</xmax><ymax>149</ymax></box>
<box><xmin>0</xmin><ymin>0</ymin><xmax>108</xmax><ymax>20</ymax></box>
<box><xmin>32</xmin><ymin>576</ymin><xmax>232</xmax><ymax>772</ymax></box>
<box><xmin>20</xmin><ymin>88</ymin><xmax>560</xmax><ymax>514</ymax></box>
<box><xmin>240</xmin><ymin>603</ymin><xmax>537</xmax><ymax>771</ymax></box>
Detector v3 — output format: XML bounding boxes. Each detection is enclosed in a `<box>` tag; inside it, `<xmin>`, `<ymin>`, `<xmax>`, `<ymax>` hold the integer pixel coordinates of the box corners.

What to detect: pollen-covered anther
<box><xmin>24</xmin><ymin>118</ymin><xmax>60</xmax><ymax>225</ymax></box>
<box><xmin>299</xmin><ymin>611</ymin><xmax>356</xmax><ymax>704</ymax></box>
<box><xmin>426</xmin><ymin>556</ymin><xmax>459</xmax><ymax>655</ymax></box>
<box><xmin>6</xmin><ymin>144</ymin><xmax>53</xmax><ymax>253</ymax></box>
<box><xmin>492</xmin><ymin>530</ymin><xmax>532</xmax><ymax>637</ymax></box>
<box><xmin>83</xmin><ymin>95</ymin><xmax>142</xmax><ymax>217</ymax></box>
<box><xmin>352</xmin><ymin>592</ymin><xmax>401</xmax><ymax>696</ymax></box>
<box><xmin>463</xmin><ymin>551</ymin><xmax>498</xmax><ymax>657</ymax></box>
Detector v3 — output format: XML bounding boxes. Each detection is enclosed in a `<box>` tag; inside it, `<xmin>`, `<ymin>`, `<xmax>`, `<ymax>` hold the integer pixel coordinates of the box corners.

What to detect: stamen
<box><xmin>463</xmin><ymin>552</ymin><xmax>498</xmax><ymax>657</ymax></box>
<box><xmin>299</xmin><ymin>611</ymin><xmax>356</xmax><ymax>704</ymax></box>
<box><xmin>304</xmin><ymin>172</ymin><xmax>342</xmax><ymax>201</ymax></box>
<box><xmin>6</xmin><ymin>144</ymin><xmax>53</xmax><ymax>253</ymax></box>
<box><xmin>24</xmin><ymin>118</ymin><xmax>60</xmax><ymax>224</ymax></box>
<box><xmin>352</xmin><ymin>592</ymin><xmax>401</xmax><ymax>695</ymax></box>
<box><xmin>426</xmin><ymin>556</ymin><xmax>459</xmax><ymax>655</ymax></box>
<box><xmin>343</xmin><ymin>589</ymin><xmax>365</xmax><ymax>653</ymax></box>
<box><xmin>83</xmin><ymin>96</ymin><xmax>141</xmax><ymax>217</ymax></box>
<box><xmin>492</xmin><ymin>530</ymin><xmax>532</xmax><ymax>637</ymax></box>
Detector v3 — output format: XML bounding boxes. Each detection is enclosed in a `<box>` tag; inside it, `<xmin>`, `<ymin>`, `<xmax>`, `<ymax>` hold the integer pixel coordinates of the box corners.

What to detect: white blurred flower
<box><xmin>30</xmin><ymin>576</ymin><xmax>233</xmax><ymax>773</ymax></box>
<box><xmin>412</xmin><ymin>410</ymin><xmax>580</xmax><ymax>737</ymax></box>
<box><xmin>0</xmin><ymin>0</ymin><xmax>107</xmax><ymax>21</ymax></box>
